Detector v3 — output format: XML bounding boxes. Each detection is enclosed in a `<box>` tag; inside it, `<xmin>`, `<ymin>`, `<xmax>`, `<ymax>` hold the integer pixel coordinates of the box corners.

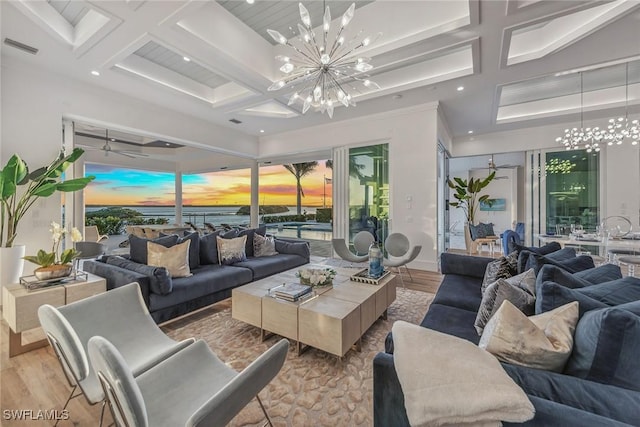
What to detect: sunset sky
<box><xmin>85</xmin><ymin>162</ymin><xmax>333</xmax><ymax>207</ymax></box>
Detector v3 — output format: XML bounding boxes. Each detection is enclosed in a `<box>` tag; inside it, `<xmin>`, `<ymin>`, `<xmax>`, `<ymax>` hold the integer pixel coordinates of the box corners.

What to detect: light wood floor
<box><xmin>0</xmin><ymin>268</ymin><xmax>442</xmax><ymax>426</ymax></box>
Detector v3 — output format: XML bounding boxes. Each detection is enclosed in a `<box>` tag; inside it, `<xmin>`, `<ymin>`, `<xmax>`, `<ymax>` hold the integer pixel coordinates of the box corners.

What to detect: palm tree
<box><xmin>283</xmin><ymin>162</ymin><xmax>318</xmax><ymax>214</ymax></box>
<box><xmin>325</xmin><ymin>158</ymin><xmax>366</xmax><ymax>180</ymax></box>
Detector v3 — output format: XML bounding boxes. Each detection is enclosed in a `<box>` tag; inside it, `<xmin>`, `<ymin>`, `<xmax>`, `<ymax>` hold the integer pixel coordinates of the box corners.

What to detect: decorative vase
<box><xmin>464</xmin><ymin>223</ymin><xmax>476</xmax><ymax>254</ymax></box>
<box><xmin>368</xmin><ymin>241</ymin><xmax>384</xmax><ymax>278</ymax></box>
<box><xmin>34</xmin><ymin>264</ymin><xmax>73</xmax><ymax>281</ymax></box>
<box><xmin>1</xmin><ymin>245</ymin><xmax>26</xmax><ymax>305</ymax></box>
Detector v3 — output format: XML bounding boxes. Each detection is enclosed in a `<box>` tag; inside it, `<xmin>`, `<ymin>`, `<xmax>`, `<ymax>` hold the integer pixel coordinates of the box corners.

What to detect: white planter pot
<box><xmin>1</xmin><ymin>245</ymin><xmax>26</xmax><ymax>305</ymax></box>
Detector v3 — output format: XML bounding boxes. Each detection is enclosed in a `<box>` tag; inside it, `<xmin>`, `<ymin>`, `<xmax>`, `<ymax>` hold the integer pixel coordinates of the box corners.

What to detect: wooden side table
<box><xmin>2</xmin><ymin>273</ymin><xmax>106</xmax><ymax>357</ymax></box>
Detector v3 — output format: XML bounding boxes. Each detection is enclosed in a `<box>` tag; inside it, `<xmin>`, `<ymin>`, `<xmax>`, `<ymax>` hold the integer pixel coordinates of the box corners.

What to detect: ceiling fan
<box><xmin>77</xmin><ymin>130</ymin><xmax>149</xmax><ymax>159</ymax></box>
<box><xmin>469</xmin><ymin>155</ymin><xmax>518</xmax><ymax>180</ymax></box>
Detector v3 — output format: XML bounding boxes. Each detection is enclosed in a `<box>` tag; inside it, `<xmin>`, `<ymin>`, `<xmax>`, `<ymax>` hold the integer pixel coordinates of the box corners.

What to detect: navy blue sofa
<box><xmin>373</xmin><ymin>252</ymin><xmax>640</xmax><ymax>426</ymax></box>
<box><xmin>84</xmin><ymin>235</ymin><xmax>309</xmax><ymax>324</ymax></box>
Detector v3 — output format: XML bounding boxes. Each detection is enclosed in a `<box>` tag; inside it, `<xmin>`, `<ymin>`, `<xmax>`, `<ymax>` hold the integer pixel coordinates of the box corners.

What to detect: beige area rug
<box><xmin>162</xmin><ymin>288</ymin><xmax>434</xmax><ymax>427</ymax></box>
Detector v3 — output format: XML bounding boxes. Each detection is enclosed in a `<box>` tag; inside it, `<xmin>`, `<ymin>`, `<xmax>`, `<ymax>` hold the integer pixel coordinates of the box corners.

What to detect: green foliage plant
<box><xmin>447</xmin><ymin>171</ymin><xmax>495</xmax><ymax>225</ymax></box>
<box><xmin>0</xmin><ymin>148</ymin><xmax>95</xmax><ymax>247</ymax></box>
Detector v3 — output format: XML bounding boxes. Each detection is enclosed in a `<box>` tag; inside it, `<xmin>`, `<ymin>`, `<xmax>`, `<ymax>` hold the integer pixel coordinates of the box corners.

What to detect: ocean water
<box><xmin>86</xmin><ymin>206</ymin><xmax>332</xmax><ymax>241</ymax></box>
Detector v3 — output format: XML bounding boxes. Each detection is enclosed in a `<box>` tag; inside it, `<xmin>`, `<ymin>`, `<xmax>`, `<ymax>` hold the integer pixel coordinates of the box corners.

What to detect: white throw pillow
<box><xmin>216</xmin><ymin>235</ymin><xmax>247</xmax><ymax>265</ymax></box>
<box><xmin>479</xmin><ymin>300</ymin><xmax>578</xmax><ymax>372</ymax></box>
<box><xmin>147</xmin><ymin>240</ymin><xmax>192</xmax><ymax>278</ymax></box>
<box><xmin>392</xmin><ymin>320</ymin><xmax>534</xmax><ymax>427</ymax></box>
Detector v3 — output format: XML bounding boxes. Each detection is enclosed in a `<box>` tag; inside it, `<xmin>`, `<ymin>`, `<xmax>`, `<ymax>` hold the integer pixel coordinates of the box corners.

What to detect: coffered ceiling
<box><xmin>2</xmin><ymin>0</ymin><xmax>640</xmax><ymax>143</ymax></box>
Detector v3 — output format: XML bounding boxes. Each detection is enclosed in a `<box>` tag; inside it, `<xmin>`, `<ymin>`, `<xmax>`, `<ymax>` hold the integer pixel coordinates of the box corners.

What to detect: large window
<box><xmin>348</xmin><ymin>144</ymin><xmax>389</xmax><ymax>244</ymax></box>
<box><xmin>545</xmin><ymin>150</ymin><xmax>599</xmax><ymax>233</ymax></box>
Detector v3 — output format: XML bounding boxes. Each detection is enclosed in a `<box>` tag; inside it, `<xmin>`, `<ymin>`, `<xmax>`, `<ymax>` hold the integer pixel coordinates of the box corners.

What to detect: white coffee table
<box><xmin>232</xmin><ymin>265</ymin><xmax>397</xmax><ymax>357</ymax></box>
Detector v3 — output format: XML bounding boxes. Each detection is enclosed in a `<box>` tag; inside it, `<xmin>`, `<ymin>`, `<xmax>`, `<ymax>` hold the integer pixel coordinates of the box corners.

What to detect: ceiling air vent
<box><xmin>4</xmin><ymin>38</ymin><xmax>38</xmax><ymax>55</ymax></box>
<box><xmin>229</xmin><ymin>118</ymin><xmax>242</xmax><ymax>124</ymax></box>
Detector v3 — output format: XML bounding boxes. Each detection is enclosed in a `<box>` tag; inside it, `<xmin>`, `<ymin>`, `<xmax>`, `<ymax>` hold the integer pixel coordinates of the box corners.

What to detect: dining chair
<box><xmin>85</xmin><ymin>225</ymin><xmax>109</xmax><ymax>243</ymax></box>
<box><xmin>73</xmin><ymin>241</ymin><xmax>107</xmax><ymax>270</ymax></box>
<box><xmin>383</xmin><ymin>233</ymin><xmax>422</xmax><ymax>286</ymax></box>
<box><xmin>332</xmin><ymin>231</ymin><xmax>375</xmax><ymax>263</ymax></box>
<box><xmin>38</xmin><ymin>283</ymin><xmax>195</xmax><ymax>426</ymax></box>
<box><xmin>88</xmin><ymin>336</ymin><xmax>289</xmax><ymax>427</ymax></box>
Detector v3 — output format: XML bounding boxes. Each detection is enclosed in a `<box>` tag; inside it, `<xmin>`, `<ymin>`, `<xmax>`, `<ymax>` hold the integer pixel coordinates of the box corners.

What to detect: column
<box><xmin>175</xmin><ymin>171</ymin><xmax>183</xmax><ymax>226</ymax></box>
<box><xmin>250</xmin><ymin>162</ymin><xmax>259</xmax><ymax>227</ymax></box>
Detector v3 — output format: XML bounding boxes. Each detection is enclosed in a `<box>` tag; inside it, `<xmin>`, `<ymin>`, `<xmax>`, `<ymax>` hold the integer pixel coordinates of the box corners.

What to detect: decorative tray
<box><xmin>350</xmin><ymin>268</ymin><xmax>391</xmax><ymax>285</ymax></box>
<box><xmin>20</xmin><ymin>270</ymin><xmax>89</xmax><ymax>291</ymax></box>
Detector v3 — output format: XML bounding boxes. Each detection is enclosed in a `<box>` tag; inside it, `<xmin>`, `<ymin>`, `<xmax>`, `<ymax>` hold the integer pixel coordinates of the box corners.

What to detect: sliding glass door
<box><xmin>348</xmin><ymin>144</ymin><xmax>389</xmax><ymax>245</ymax></box>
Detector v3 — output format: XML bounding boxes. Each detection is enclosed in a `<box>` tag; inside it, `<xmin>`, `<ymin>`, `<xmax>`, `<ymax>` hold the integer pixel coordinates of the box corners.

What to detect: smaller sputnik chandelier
<box><xmin>557</xmin><ymin>63</ymin><xmax>640</xmax><ymax>152</ymax></box>
<box><xmin>601</xmin><ymin>63</ymin><xmax>640</xmax><ymax>146</ymax></box>
<box><xmin>267</xmin><ymin>2</ymin><xmax>380</xmax><ymax>118</ymax></box>
<box><xmin>556</xmin><ymin>72</ymin><xmax>604</xmax><ymax>153</ymax></box>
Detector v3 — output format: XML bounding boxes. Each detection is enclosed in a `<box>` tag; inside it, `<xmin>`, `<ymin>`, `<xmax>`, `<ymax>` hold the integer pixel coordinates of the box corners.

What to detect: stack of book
<box><xmin>274</xmin><ymin>283</ymin><xmax>312</xmax><ymax>302</ymax></box>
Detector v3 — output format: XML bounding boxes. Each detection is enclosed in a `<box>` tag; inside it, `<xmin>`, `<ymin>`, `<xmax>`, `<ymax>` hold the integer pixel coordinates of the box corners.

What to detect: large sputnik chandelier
<box><xmin>557</xmin><ymin>63</ymin><xmax>639</xmax><ymax>152</ymax></box>
<box><xmin>266</xmin><ymin>2</ymin><xmax>380</xmax><ymax>118</ymax></box>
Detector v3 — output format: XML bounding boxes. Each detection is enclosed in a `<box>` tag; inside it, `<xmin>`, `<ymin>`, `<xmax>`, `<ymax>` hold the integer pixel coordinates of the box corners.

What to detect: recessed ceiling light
<box><xmin>91</xmin><ymin>70</ymin><xmax>100</xmax><ymax>76</ymax></box>
<box><xmin>457</xmin><ymin>86</ymin><xmax>464</xmax><ymax>91</ymax></box>
<box><xmin>166</xmin><ymin>143</ymin><xmax>171</xmax><ymax>146</ymax></box>
<box><xmin>468</xmin><ymin>130</ymin><xmax>473</xmax><ymax>134</ymax></box>
<box><xmin>246</xmin><ymin>0</ymin><xmax>255</xmax><ymax>4</ymax></box>
<box><xmin>110</xmin><ymin>138</ymin><xmax>116</xmax><ymax>141</ymax></box>
<box><xmin>260</xmin><ymin>129</ymin><xmax>265</xmax><ymax>133</ymax></box>
<box><xmin>183</xmin><ymin>56</ymin><xmax>191</xmax><ymax>62</ymax></box>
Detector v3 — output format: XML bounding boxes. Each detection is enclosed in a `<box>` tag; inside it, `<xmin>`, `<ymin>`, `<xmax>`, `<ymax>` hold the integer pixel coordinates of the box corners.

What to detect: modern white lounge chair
<box><xmin>383</xmin><ymin>233</ymin><xmax>422</xmax><ymax>286</ymax></box>
<box><xmin>332</xmin><ymin>230</ymin><xmax>375</xmax><ymax>263</ymax></box>
<box><xmin>88</xmin><ymin>336</ymin><xmax>289</xmax><ymax>427</ymax></box>
<box><xmin>38</xmin><ymin>283</ymin><xmax>195</xmax><ymax>426</ymax></box>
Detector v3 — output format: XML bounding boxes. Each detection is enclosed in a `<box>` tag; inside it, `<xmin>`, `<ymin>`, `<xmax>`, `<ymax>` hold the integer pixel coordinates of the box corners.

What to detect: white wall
<box><xmin>1</xmin><ymin>57</ymin><xmax>258</xmax><ymax>273</ymax></box>
<box><xmin>260</xmin><ymin>103</ymin><xmax>441</xmax><ymax>271</ymax></box>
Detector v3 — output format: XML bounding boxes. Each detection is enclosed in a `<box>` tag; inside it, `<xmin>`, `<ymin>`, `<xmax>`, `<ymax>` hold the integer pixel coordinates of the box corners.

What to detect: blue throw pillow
<box><xmin>478</xmin><ymin>222</ymin><xmax>495</xmax><ymax>237</ymax></box>
<box><xmin>106</xmin><ymin>256</ymin><xmax>172</xmax><ymax>295</ymax></box>
<box><xmin>199</xmin><ymin>231</ymin><xmax>221</xmax><ymax>265</ymax></box>
<box><xmin>275</xmin><ymin>239</ymin><xmax>310</xmax><ymax>260</ymax></box>
<box><xmin>528</xmin><ymin>253</ymin><xmax>594</xmax><ymax>275</ymax></box>
<box><xmin>536</xmin><ymin>276</ymin><xmax>640</xmax><ymax>317</ymax></box>
<box><xmin>515</xmin><ymin>242</ymin><xmax>562</xmax><ymax>273</ymax></box>
<box><xmin>468</xmin><ymin>224</ymin><xmax>485</xmax><ymax>240</ymax></box>
<box><xmin>565</xmin><ymin>307</ymin><xmax>640</xmax><ymax>392</ymax></box>
<box><xmin>535</xmin><ymin>263</ymin><xmax>621</xmax><ymax>291</ymax></box>
<box><xmin>524</xmin><ymin>247</ymin><xmax>576</xmax><ymax>272</ymax></box>
<box><xmin>129</xmin><ymin>234</ymin><xmax>179</xmax><ymax>264</ymax></box>
<box><xmin>177</xmin><ymin>231</ymin><xmax>200</xmax><ymax>270</ymax></box>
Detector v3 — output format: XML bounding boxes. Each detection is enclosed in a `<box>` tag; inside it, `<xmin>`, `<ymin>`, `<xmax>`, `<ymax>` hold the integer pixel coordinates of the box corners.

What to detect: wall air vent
<box><xmin>4</xmin><ymin>38</ymin><xmax>39</xmax><ymax>55</ymax></box>
<box><xmin>229</xmin><ymin>118</ymin><xmax>242</xmax><ymax>124</ymax></box>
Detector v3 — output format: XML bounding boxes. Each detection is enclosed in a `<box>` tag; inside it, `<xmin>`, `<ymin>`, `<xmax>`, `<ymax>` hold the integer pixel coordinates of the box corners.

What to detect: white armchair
<box><xmin>38</xmin><ymin>283</ymin><xmax>195</xmax><ymax>426</ymax></box>
<box><xmin>88</xmin><ymin>336</ymin><xmax>289</xmax><ymax>427</ymax></box>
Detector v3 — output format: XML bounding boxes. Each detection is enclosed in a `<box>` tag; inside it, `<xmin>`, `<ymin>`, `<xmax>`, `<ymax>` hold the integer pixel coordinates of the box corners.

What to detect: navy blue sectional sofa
<box><xmin>373</xmin><ymin>252</ymin><xmax>640</xmax><ymax>426</ymax></box>
<box><xmin>84</xmin><ymin>232</ymin><xmax>310</xmax><ymax>324</ymax></box>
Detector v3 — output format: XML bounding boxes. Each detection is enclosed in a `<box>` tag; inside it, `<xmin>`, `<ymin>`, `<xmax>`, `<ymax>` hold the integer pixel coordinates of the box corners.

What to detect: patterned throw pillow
<box><xmin>482</xmin><ymin>258</ymin><xmax>512</xmax><ymax>294</ymax></box>
<box><xmin>217</xmin><ymin>235</ymin><xmax>247</xmax><ymax>265</ymax></box>
<box><xmin>147</xmin><ymin>240</ymin><xmax>192</xmax><ymax>278</ymax></box>
<box><xmin>254</xmin><ymin>234</ymin><xmax>278</xmax><ymax>257</ymax></box>
<box><xmin>475</xmin><ymin>269</ymin><xmax>537</xmax><ymax>335</ymax></box>
<box><xmin>479</xmin><ymin>300</ymin><xmax>579</xmax><ymax>372</ymax></box>
<box><xmin>481</xmin><ymin>251</ymin><xmax>520</xmax><ymax>294</ymax></box>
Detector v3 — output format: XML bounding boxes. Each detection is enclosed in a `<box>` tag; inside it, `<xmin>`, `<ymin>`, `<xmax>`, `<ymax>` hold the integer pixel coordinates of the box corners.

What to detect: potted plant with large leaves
<box><xmin>0</xmin><ymin>148</ymin><xmax>95</xmax><ymax>288</ymax></box>
<box><xmin>447</xmin><ymin>171</ymin><xmax>495</xmax><ymax>252</ymax></box>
